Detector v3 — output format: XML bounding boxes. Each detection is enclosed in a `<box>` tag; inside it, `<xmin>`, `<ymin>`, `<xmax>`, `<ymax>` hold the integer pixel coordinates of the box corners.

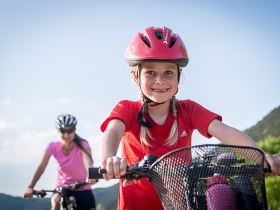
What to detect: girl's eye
<box><xmin>145</xmin><ymin>70</ymin><xmax>155</xmax><ymax>75</ymax></box>
<box><xmin>165</xmin><ymin>70</ymin><xmax>175</xmax><ymax>76</ymax></box>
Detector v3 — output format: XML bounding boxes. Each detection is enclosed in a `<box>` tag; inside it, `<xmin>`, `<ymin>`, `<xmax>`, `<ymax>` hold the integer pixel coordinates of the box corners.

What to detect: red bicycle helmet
<box><xmin>125</xmin><ymin>26</ymin><xmax>189</xmax><ymax>67</ymax></box>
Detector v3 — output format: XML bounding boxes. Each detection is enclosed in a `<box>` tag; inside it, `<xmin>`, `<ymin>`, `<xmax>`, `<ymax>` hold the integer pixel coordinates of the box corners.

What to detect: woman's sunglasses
<box><xmin>60</xmin><ymin>128</ymin><xmax>76</xmax><ymax>134</ymax></box>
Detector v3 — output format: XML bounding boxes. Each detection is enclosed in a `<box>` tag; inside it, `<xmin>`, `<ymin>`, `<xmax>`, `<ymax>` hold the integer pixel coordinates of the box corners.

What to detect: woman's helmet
<box><xmin>125</xmin><ymin>26</ymin><xmax>189</xmax><ymax>67</ymax></box>
<box><xmin>55</xmin><ymin>114</ymin><xmax>77</xmax><ymax>129</ymax></box>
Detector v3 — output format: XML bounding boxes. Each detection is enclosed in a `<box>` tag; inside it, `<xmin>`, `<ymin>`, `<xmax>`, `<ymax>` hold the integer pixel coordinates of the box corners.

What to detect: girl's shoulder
<box><xmin>118</xmin><ymin>99</ymin><xmax>141</xmax><ymax>106</ymax></box>
<box><xmin>177</xmin><ymin>99</ymin><xmax>206</xmax><ymax>113</ymax></box>
<box><xmin>177</xmin><ymin>99</ymin><xmax>199</xmax><ymax>107</ymax></box>
<box><xmin>115</xmin><ymin>99</ymin><xmax>142</xmax><ymax>112</ymax></box>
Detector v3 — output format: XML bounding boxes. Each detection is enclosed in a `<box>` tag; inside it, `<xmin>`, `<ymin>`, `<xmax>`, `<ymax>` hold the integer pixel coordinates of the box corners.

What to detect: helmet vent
<box><xmin>154</xmin><ymin>31</ymin><xmax>163</xmax><ymax>40</ymax></box>
<box><xmin>169</xmin><ymin>37</ymin><xmax>177</xmax><ymax>48</ymax></box>
<box><xmin>142</xmin><ymin>36</ymin><xmax>151</xmax><ymax>48</ymax></box>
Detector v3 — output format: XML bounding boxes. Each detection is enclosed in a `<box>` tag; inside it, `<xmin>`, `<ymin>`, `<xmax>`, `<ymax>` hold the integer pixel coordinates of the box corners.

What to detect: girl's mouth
<box><xmin>152</xmin><ymin>88</ymin><xmax>169</xmax><ymax>93</ymax></box>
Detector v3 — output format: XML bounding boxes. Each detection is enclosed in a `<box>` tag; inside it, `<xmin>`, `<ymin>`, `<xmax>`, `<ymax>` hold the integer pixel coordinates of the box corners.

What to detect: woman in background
<box><xmin>24</xmin><ymin>113</ymin><xmax>96</xmax><ymax>210</ymax></box>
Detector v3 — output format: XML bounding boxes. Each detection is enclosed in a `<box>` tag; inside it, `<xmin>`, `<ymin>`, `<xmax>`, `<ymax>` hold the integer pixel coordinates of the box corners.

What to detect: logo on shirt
<box><xmin>181</xmin><ymin>130</ymin><xmax>187</xmax><ymax>137</ymax></box>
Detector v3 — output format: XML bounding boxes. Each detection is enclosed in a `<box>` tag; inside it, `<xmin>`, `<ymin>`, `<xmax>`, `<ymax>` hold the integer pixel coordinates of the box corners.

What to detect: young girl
<box><xmin>24</xmin><ymin>113</ymin><xmax>96</xmax><ymax>210</ymax></box>
<box><xmin>100</xmin><ymin>26</ymin><xmax>280</xmax><ymax>210</ymax></box>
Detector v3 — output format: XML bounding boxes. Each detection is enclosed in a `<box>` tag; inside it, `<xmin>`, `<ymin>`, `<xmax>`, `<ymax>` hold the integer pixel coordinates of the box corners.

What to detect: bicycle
<box><xmin>89</xmin><ymin>144</ymin><xmax>270</xmax><ymax>210</ymax></box>
<box><xmin>32</xmin><ymin>181</ymin><xmax>94</xmax><ymax>210</ymax></box>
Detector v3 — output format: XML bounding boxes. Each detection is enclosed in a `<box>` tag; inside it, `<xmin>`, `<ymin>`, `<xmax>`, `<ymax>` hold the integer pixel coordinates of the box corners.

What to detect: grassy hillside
<box><xmin>94</xmin><ymin>183</ymin><xmax>118</xmax><ymax>210</ymax></box>
<box><xmin>244</xmin><ymin>105</ymin><xmax>280</xmax><ymax>141</ymax></box>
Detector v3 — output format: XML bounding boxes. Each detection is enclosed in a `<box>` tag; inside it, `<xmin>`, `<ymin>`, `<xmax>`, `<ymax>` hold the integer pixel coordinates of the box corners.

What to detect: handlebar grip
<box><xmin>264</xmin><ymin>167</ymin><xmax>272</xmax><ymax>173</ymax></box>
<box><xmin>88</xmin><ymin>166</ymin><xmax>150</xmax><ymax>180</ymax></box>
<box><xmin>88</xmin><ymin>167</ymin><xmax>106</xmax><ymax>179</ymax></box>
<box><xmin>32</xmin><ymin>190</ymin><xmax>47</xmax><ymax>197</ymax></box>
<box><xmin>264</xmin><ymin>166</ymin><xmax>280</xmax><ymax>176</ymax></box>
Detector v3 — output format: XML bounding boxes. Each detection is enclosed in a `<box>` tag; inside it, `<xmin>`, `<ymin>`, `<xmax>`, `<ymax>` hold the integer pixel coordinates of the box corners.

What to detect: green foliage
<box><xmin>257</xmin><ymin>136</ymin><xmax>280</xmax><ymax>210</ymax></box>
<box><xmin>257</xmin><ymin>136</ymin><xmax>280</xmax><ymax>154</ymax></box>
<box><xmin>96</xmin><ymin>203</ymin><xmax>107</xmax><ymax>210</ymax></box>
<box><xmin>265</xmin><ymin>176</ymin><xmax>280</xmax><ymax>210</ymax></box>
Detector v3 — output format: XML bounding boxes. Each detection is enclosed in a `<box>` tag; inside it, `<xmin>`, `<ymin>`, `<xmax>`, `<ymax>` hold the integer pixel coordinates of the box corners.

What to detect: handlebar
<box><xmin>89</xmin><ymin>144</ymin><xmax>271</xmax><ymax>210</ymax></box>
<box><xmin>32</xmin><ymin>181</ymin><xmax>90</xmax><ymax>198</ymax></box>
<box><xmin>89</xmin><ymin>155</ymin><xmax>158</xmax><ymax>180</ymax></box>
<box><xmin>88</xmin><ymin>147</ymin><xmax>271</xmax><ymax>180</ymax></box>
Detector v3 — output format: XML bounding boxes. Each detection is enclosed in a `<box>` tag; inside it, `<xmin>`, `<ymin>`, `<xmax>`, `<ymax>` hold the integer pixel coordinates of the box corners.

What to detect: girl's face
<box><xmin>59</xmin><ymin>127</ymin><xmax>75</xmax><ymax>143</ymax></box>
<box><xmin>139</xmin><ymin>62</ymin><xmax>179</xmax><ymax>103</ymax></box>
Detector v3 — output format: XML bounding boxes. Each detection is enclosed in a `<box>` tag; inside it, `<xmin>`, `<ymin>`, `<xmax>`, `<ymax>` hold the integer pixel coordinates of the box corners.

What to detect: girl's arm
<box><xmin>100</xmin><ymin>119</ymin><xmax>127</xmax><ymax>180</ymax></box>
<box><xmin>23</xmin><ymin>152</ymin><xmax>51</xmax><ymax>198</ymax></box>
<box><xmin>208</xmin><ymin>119</ymin><xmax>280</xmax><ymax>176</ymax></box>
<box><xmin>208</xmin><ymin>119</ymin><xmax>259</xmax><ymax>148</ymax></box>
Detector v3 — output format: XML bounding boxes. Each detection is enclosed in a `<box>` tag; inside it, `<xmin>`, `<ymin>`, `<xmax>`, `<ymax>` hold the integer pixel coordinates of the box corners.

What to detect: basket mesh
<box><xmin>149</xmin><ymin>144</ymin><xmax>267</xmax><ymax>210</ymax></box>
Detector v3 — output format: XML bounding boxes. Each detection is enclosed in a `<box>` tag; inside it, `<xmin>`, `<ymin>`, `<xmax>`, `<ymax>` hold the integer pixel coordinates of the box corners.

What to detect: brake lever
<box><xmin>125</xmin><ymin>155</ymin><xmax>158</xmax><ymax>179</ymax></box>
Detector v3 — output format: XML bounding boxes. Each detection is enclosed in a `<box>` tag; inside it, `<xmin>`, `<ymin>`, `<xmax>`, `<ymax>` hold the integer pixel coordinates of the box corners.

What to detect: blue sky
<box><xmin>0</xmin><ymin>0</ymin><xmax>279</xmax><ymax>196</ymax></box>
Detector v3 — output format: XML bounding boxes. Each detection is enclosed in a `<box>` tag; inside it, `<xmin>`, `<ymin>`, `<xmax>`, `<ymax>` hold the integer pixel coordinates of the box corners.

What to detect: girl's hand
<box><xmin>23</xmin><ymin>187</ymin><xmax>33</xmax><ymax>199</ymax></box>
<box><xmin>100</xmin><ymin>156</ymin><xmax>127</xmax><ymax>180</ymax></box>
<box><xmin>264</xmin><ymin>153</ymin><xmax>280</xmax><ymax>177</ymax></box>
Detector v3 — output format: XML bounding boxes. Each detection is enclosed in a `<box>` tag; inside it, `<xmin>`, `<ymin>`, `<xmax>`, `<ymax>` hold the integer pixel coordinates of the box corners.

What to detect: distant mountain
<box><xmin>244</xmin><ymin>105</ymin><xmax>280</xmax><ymax>142</ymax></box>
<box><xmin>0</xmin><ymin>193</ymin><xmax>49</xmax><ymax>210</ymax></box>
<box><xmin>0</xmin><ymin>184</ymin><xmax>119</xmax><ymax>210</ymax></box>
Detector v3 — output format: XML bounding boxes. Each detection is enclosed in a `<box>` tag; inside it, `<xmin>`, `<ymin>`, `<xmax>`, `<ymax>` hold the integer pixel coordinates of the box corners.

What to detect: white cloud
<box><xmin>0</xmin><ymin>121</ymin><xmax>13</xmax><ymax>132</ymax></box>
<box><xmin>0</xmin><ymin>128</ymin><xmax>56</xmax><ymax>165</ymax></box>
<box><xmin>1</xmin><ymin>99</ymin><xmax>12</xmax><ymax>107</ymax></box>
<box><xmin>18</xmin><ymin>118</ymin><xmax>34</xmax><ymax>128</ymax></box>
<box><xmin>50</xmin><ymin>98</ymin><xmax>71</xmax><ymax>106</ymax></box>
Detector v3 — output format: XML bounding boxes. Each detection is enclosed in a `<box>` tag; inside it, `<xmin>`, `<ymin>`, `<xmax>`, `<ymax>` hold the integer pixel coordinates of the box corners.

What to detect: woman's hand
<box><xmin>264</xmin><ymin>153</ymin><xmax>280</xmax><ymax>177</ymax></box>
<box><xmin>23</xmin><ymin>187</ymin><xmax>33</xmax><ymax>199</ymax></box>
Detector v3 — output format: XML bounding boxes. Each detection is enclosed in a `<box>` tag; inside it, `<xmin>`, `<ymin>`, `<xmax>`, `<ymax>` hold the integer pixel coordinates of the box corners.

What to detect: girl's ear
<box><xmin>133</xmin><ymin>75</ymin><xmax>139</xmax><ymax>85</ymax></box>
<box><xmin>178</xmin><ymin>67</ymin><xmax>183</xmax><ymax>82</ymax></box>
<box><xmin>131</xmin><ymin>67</ymin><xmax>140</xmax><ymax>85</ymax></box>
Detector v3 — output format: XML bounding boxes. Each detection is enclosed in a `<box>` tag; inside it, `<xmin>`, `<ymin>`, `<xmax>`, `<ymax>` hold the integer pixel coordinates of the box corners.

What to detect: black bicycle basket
<box><xmin>148</xmin><ymin>144</ymin><xmax>268</xmax><ymax>210</ymax></box>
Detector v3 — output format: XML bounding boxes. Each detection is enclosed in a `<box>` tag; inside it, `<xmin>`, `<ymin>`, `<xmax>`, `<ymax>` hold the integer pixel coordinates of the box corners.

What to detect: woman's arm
<box><xmin>23</xmin><ymin>152</ymin><xmax>51</xmax><ymax>198</ymax></box>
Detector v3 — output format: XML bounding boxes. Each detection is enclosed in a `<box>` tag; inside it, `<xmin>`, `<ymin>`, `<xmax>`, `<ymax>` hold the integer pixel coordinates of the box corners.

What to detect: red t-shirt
<box><xmin>101</xmin><ymin>99</ymin><xmax>222</xmax><ymax>210</ymax></box>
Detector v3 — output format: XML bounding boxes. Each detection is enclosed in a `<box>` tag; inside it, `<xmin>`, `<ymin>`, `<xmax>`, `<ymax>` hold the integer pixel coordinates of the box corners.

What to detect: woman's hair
<box><xmin>139</xmin><ymin>96</ymin><xmax>178</xmax><ymax>148</ymax></box>
<box><xmin>73</xmin><ymin>134</ymin><xmax>93</xmax><ymax>164</ymax></box>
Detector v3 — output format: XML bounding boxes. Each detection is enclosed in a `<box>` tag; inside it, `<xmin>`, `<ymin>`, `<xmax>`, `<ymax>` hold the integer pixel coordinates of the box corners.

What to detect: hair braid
<box><xmin>164</xmin><ymin>96</ymin><xmax>178</xmax><ymax>146</ymax></box>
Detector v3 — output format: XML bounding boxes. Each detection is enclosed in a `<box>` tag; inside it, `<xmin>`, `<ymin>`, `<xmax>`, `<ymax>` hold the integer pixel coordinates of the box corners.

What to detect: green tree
<box><xmin>257</xmin><ymin>136</ymin><xmax>280</xmax><ymax>210</ymax></box>
<box><xmin>258</xmin><ymin>135</ymin><xmax>280</xmax><ymax>154</ymax></box>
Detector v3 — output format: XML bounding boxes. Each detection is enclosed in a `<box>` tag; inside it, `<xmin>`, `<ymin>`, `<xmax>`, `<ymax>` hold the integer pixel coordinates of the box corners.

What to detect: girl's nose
<box><xmin>155</xmin><ymin>75</ymin><xmax>166</xmax><ymax>84</ymax></box>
